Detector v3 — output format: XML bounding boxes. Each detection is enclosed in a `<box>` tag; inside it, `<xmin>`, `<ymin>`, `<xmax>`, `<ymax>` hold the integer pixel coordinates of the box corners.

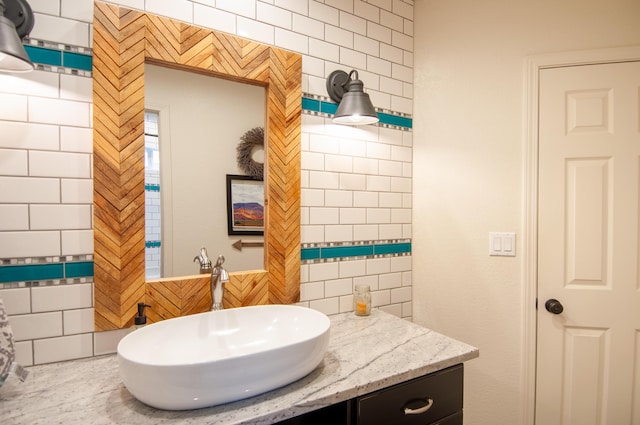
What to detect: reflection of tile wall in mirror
<box><xmin>144</xmin><ymin>111</ymin><xmax>161</xmax><ymax>279</ymax></box>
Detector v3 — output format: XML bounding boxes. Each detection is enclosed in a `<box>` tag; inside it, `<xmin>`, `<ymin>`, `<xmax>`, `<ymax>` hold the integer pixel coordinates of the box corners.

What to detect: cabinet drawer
<box><xmin>432</xmin><ymin>411</ymin><xmax>462</xmax><ymax>425</ymax></box>
<box><xmin>356</xmin><ymin>364</ymin><xmax>463</xmax><ymax>425</ymax></box>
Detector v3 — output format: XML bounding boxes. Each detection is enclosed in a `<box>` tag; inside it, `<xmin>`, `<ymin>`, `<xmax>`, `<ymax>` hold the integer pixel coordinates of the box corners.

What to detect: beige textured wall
<box><xmin>412</xmin><ymin>1</ymin><xmax>640</xmax><ymax>424</ymax></box>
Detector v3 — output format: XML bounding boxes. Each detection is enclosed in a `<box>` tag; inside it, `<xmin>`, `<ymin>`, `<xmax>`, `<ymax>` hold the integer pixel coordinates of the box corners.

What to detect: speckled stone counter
<box><xmin>0</xmin><ymin>310</ymin><xmax>478</xmax><ymax>425</ymax></box>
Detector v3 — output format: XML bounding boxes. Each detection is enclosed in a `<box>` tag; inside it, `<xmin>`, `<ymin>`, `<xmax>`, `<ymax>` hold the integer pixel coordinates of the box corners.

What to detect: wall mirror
<box><xmin>144</xmin><ymin>63</ymin><xmax>265</xmax><ymax>278</ymax></box>
<box><xmin>93</xmin><ymin>1</ymin><xmax>301</xmax><ymax>331</ymax></box>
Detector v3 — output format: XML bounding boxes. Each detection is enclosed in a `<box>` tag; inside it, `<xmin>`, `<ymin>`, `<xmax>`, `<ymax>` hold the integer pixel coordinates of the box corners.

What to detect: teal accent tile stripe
<box><xmin>302</xmin><ymin>97</ymin><xmax>320</xmax><ymax>111</ymax></box>
<box><xmin>377</xmin><ymin>112</ymin><xmax>412</xmax><ymax>129</ymax></box>
<box><xmin>303</xmin><ymin>97</ymin><xmax>322</xmax><ymax>113</ymax></box>
<box><xmin>64</xmin><ymin>261</ymin><xmax>94</xmax><ymax>278</ymax></box>
<box><xmin>0</xmin><ymin>261</ymin><xmax>97</xmax><ymax>283</ymax></box>
<box><xmin>301</xmin><ymin>247</ymin><xmax>320</xmax><ymax>261</ymax></box>
<box><xmin>301</xmin><ymin>95</ymin><xmax>412</xmax><ymax>130</ymax></box>
<box><xmin>374</xmin><ymin>242</ymin><xmax>412</xmax><ymax>255</ymax></box>
<box><xmin>24</xmin><ymin>45</ymin><xmax>61</xmax><ymax>67</ymax></box>
<box><xmin>302</xmin><ymin>241</ymin><xmax>411</xmax><ymax>261</ymax></box>
<box><xmin>0</xmin><ymin>263</ymin><xmax>64</xmax><ymax>283</ymax></box>
<box><xmin>0</xmin><ymin>243</ymin><xmax>409</xmax><ymax>282</ymax></box>
<box><xmin>320</xmin><ymin>101</ymin><xmax>338</xmax><ymax>115</ymax></box>
<box><xmin>63</xmin><ymin>51</ymin><xmax>92</xmax><ymax>71</ymax></box>
<box><xmin>322</xmin><ymin>245</ymin><xmax>373</xmax><ymax>258</ymax></box>
<box><xmin>24</xmin><ymin>45</ymin><xmax>92</xmax><ymax>72</ymax></box>
<box><xmin>145</xmin><ymin>184</ymin><xmax>160</xmax><ymax>191</ymax></box>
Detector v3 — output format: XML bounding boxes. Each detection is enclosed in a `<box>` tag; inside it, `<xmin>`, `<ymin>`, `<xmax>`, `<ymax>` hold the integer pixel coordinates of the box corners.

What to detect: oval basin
<box><xmin>117</xmin><ymin>304</ymin><xmax>330</xmax><ymax>410</ymax></box>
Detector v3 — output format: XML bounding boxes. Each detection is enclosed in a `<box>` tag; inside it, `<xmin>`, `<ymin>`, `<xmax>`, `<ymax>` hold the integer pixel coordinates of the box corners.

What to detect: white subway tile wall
<box><xmin>33</xmin><ymin>333</ymin><xmax>93</xmax><ymax>364</ymax></box>
<box><xmin>29</xmin><ymin>14</ymin><xmax>91</xmax><ymax>47</ymax></box>
<box><xmin>61</xmin><ymin>230</ymin><xmax>93</xmax><ymax>256</ymax></box>
<box><xmin>0</xmin><ymin>0</ymin><xmax>414</xmax><ymax>366</ymax></box>
<box><xmin>31</xmin><ymin>284</ymin><xmax>92</xmax><ymax>312</ymax></box>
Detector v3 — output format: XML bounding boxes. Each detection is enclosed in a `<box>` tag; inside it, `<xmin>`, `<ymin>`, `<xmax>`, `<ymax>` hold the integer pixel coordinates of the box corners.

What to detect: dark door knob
<box><xmin>545</xmin><ymin>299</ymin><xmax>564</xmax><ymax>314</ymax></box>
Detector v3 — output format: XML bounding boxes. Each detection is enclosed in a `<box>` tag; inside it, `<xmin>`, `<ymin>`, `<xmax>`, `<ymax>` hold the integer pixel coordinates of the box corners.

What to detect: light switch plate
<box><xmin>489</xmin><ymin>232</ymin><xmax>516</xmax><ymax>257</ymax></box>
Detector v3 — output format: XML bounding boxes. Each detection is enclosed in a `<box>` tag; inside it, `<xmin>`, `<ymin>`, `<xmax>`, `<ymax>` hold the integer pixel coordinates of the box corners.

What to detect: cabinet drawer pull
<box><xmin>403</xmin><ymin>398</ymin><xmax>434</xmax><ymax>415</ymax></box>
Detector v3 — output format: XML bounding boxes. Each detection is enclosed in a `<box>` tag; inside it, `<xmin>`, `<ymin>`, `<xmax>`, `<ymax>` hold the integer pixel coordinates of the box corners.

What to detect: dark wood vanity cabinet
<box><xmin>279</xmin><ymin>364</ymin><xmax>463</xmax><ymax>425</ymax></box>
<box><xmin>356</xmin><ymin>364</ymin><xmax>463</xmax><ymax>425</ymax></box>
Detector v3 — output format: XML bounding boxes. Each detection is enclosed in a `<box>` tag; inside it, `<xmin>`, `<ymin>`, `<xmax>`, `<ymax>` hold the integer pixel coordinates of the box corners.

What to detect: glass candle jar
<box><xmin>353</xmin><ymin>284</ymin><xmax>371</xmax><ymax>316</ymax></box>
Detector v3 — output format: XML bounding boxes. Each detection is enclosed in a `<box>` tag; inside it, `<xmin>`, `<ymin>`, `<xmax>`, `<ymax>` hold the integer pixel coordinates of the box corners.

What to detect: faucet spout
<box><xmin>211</xmin><ymin>255</ymin><xmax>230</xmax><ymax>311</ymax></box>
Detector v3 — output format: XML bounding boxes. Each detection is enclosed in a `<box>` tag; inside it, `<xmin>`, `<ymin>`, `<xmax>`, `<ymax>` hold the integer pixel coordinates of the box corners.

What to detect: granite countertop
<box><xmin>0</xmin><ymin>310</ymin><xmax>478</xmax><ymax>425</ymax></box>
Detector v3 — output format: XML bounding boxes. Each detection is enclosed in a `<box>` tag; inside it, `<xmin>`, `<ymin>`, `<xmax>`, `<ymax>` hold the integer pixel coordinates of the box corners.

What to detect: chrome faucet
<box><xmin>211</xmin><ymin>255</ymin><xmax>230</xmax><ymax>311</ymax></box>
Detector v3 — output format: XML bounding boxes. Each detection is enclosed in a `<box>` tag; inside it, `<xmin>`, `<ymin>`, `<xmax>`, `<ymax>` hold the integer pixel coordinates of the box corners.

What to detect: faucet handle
<box><xmin>194</xmin><ymin>247</ymin><xmax>213</xmax><ymax>273</ymax></box>
<box><xmin>219</xmin><ymin>268</ymin><xmax>230</xmax><ymax>282</ymax></box>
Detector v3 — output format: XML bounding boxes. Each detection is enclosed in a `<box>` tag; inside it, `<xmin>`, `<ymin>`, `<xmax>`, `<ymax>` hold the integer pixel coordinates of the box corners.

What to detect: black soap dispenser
<box><xmin>134</xmin><ymin>302</ymin><xmax>150</xmax><ymax>329</ymax></box>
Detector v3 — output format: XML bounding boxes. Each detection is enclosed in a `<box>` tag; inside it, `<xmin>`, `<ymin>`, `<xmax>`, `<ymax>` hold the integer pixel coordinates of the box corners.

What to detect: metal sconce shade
<box><xmin>0</xmin><ymin>15</ymin><xmax>32</xmax><ymax>72</ymax></box>
<box><xmin>0</xmin><ymin>0</ymin><xmax>34</xmax><ymax>73</ymax></box>
<box><xmin>334</xmin><ymin>90</ymin><xmax>379</xmax><ymax>125</ymax></box>
<box><xmin>326</xmin><ymin>69</ymin><xmax>379</xmax><ymax>125</ymax></box>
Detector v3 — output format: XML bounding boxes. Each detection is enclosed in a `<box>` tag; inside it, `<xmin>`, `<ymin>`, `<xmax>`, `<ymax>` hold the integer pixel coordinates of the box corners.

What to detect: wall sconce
<box><xmin>0</xmin><ymin>0</ymin><xmax>34</xmax><ymax>73</ymax></box>
<box><xmin>326</xmin><ymin>69</ymin><xmax>379</xmax><ymax>125</ymax></box>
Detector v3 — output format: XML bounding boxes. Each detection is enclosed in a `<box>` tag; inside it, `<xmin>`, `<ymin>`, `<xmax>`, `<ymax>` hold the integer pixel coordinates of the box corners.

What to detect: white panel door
<box><xmin>537</xmin><ymin>61</ymin><xmax>640</xmax><ymax>425</ymax></box>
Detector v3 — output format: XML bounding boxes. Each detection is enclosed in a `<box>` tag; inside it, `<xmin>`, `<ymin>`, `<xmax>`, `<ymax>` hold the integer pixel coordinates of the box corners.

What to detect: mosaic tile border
<box><xmin>302</xmin><ymin>93</ymin><xmax>413</xmax><ymax>130</ymax></box>
<box><xmin>21</xmin><ymin>40</ymin><xmax>413</xmax><ymax>129</ymax></box>
<box><xmin>0</xmin><ymin>254</ymin><xmax>93</xmax><ymax>265</ymax></box>
<box><xmin>0</xmin><ymin>277</ymin><xmax>93</xmax><ymax>289</ymax></box>
<box><xmin>24</xmin><ymin>38</ymin><xmax>92</xmax><ymax>77</ymax></box>
<box><xmin>0</xmin><ymin>205</ymin><xmax>410</xmax><ymax>275</ymax></box>
<box><xmin>0</xmin><ymin>255</ymin><xmax>94</xmax><ymax>288</ymax></box>
<box><xmin>0</xmin><ymin>238</ymin><xmax>412</xmax><ymax>287</ymax></box>
<box><xmin>301</xmin><ymin>239</ymin><xmax>412</xmax><ymax>264</ymax></box>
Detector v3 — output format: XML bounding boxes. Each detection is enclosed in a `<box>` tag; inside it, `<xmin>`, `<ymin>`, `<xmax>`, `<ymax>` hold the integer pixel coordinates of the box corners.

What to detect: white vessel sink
<box><xmin>117</xmin><ymin>304</ymin><xmax>330</xmax><ymax>410</ymax></box>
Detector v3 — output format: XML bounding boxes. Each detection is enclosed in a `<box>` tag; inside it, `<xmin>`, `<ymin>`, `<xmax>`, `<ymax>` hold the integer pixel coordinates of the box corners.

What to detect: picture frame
<box><xmin>226</xmin><ymin>174</ymin><xmax>265</xmax><ymax>235</ymax></box>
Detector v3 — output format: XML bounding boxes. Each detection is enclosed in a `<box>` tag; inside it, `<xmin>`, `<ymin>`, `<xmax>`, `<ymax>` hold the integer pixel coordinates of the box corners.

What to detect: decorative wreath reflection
<box><xmin>236</xmin><ymin>127</ymin><xmax>264</xmax><ymax>179</ymax></box>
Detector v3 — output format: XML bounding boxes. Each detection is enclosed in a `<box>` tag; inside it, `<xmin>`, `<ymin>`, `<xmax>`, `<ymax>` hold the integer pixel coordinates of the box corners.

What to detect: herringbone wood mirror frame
<box><xmin>93</xmin><ymin>1</ymin><xmax>301</xmax><ymax>331</ymax></box>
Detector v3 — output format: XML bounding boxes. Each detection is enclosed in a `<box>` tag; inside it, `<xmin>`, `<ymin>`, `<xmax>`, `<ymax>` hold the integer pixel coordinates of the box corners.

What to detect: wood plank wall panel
<box><xmin>93</xmin><ymin>1</ymin><xmax>301</xmax><ymax>331</ymax></box>
<box><xmin>266</xmin><ymin>48</ymin><xmax>302</xmax><ymax>305</ymax></box>
<box><xmin>146</xmin><ymin>276</ymin><xmax>210</xmax><ymax>323</ymax></box>
<box><xmin>144</xmin><ymin>272</ymin><xmax>270</xmax><ymax>322</ymax></box>
<box><xmin>93</xmin><ymin>4</ymin><xmax>147</xmax><ymax>330</ymax></box>
<box><xmin>226</xmin><ymin>272</ymin><xmax>270</xmax><ymax>307</ymax></box>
